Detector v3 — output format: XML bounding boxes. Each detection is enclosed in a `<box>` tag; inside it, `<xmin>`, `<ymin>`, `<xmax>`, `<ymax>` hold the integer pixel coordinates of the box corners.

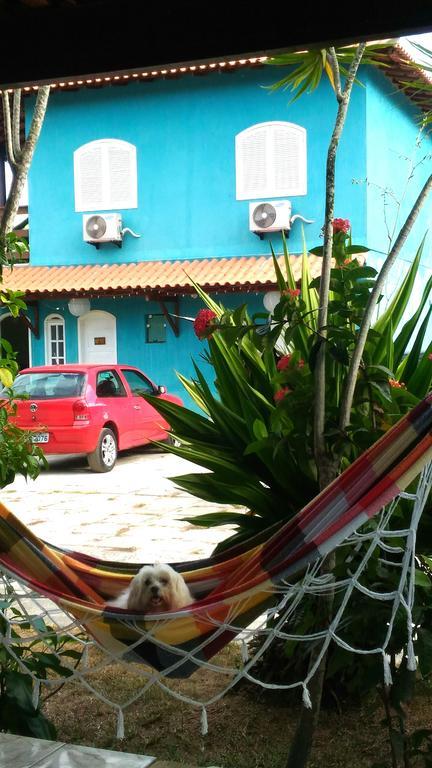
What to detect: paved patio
<box><xmin>2</xmin><ymin>447</ymin><xmax>236</xmax><ymax>564</ymax></box>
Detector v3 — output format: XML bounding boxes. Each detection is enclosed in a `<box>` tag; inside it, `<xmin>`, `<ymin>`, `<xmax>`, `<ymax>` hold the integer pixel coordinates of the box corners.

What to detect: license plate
<box><xmin>31</xmin><ymin>432</ymin><xmax>49</xmax><ymax>444</ymax></box>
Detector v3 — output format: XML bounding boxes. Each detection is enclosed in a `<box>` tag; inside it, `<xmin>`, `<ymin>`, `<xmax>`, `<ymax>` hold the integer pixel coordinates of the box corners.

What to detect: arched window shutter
<box><xmin>236</xmin><ymin>122</ymin><xmax>307</xmax><ymax>200</ymax></box>
<box><xmin>74</xmin><ymin>139</ymin><xmax>137</xmax><ymax>212</ymax></box>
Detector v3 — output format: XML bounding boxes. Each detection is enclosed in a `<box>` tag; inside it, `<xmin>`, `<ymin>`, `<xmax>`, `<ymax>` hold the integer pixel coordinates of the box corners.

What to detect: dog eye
<box><xmin>145</xmin><ymin>578</ymin><xmax>151</xmax><ymax>586</ymax></box>
<box><xmin>160</xmin><ymin>577</ymin><xmax>168</xmax><ymax>585</ymax></box>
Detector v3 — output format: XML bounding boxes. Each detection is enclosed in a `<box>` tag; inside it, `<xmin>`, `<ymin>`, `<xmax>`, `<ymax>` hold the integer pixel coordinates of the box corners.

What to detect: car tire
<box><xmin>87</xmin><ymin>428</ymin><xmax>118</xmax><ymax>472</ymax></box>
<box><xmin>165</xmin><ymin>434</ymin><xmax>181</xmax><ymax>448</ymax></box>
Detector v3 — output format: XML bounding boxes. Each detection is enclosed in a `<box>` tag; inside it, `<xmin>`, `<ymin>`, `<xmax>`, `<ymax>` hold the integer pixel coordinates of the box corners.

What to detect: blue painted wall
<box><xmin>22</xmin><ymin>61</ymin><xmax>432</xmax><ymax>398</ymax></box>
<box><xmin>26</xmin><ymin>292</ymin><xmax>267</xmax><ymax>409</ymax></box>
<box><xmin>26</xmin><ymin>65</ymin><xmax>368</xmax><ymax>266</ymax></box>
<box><xmin>364</xmin><ymin>66</ymin><xmax>432</xmax><ymax>333</ymax></box>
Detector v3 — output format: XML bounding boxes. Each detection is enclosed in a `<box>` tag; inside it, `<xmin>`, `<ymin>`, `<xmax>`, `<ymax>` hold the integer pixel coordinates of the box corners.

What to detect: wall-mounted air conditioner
<box><xmin>249</xmin><ymin>200</ymin><xmax>292</xmax><ymax>237</ymax></box>
<box><xmin>83</xmin><ymin>213</ymin><xmax>122</xmax><ymax>247</ymax></box>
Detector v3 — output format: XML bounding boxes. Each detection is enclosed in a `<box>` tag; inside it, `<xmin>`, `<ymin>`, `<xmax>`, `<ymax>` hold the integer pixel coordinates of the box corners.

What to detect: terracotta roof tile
<box><xmin>2</xmin><ymin>255</ymin><xmax>324</xmax><ymax>299</ymax></box>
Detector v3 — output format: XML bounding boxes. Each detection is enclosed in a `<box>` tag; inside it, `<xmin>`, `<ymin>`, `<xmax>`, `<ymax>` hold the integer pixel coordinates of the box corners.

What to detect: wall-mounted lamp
<box><xmin>263</xmin><ymin>291</ymin><xmax>281</xmax><ymax>314</ymax></box>
<box><xmin>68</xmin><ymin>297</ymin><xmax>91</xmax><ymax>317</ymax></box>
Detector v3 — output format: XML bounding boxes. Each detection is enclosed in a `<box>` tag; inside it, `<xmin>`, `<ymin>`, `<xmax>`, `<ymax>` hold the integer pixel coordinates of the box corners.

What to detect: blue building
<box><xmin>1</xmin><ymin>43</ymin><xmax>431</xmax><ymax>404</ymax></box>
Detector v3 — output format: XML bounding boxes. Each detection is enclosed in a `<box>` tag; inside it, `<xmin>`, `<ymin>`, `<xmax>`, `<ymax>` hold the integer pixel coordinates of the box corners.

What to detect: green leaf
<box><xmin>398</xmin><ymin>304</ymin><xmax>432</xmax><ymax>384</ymax></box>
<box><xmin>4</xmin><ymin>671</ymin><xmax>34</xmax><ymax>711</ymax></box>
<box><xmin>394</xmin><ymin>274</ymin><xmax>432</xmax><ymax>367</ymax></box>
<box><xmin>416</xmin><ymin>628</ymin><xmax>432</xmax><ymax>678</ymax></box>
<box><xmin>300</xmin><ymin>227</ymin><xmax>319</xmax><ymax>335</ymax></box>
<box><xmin>0</xmin><ymin>368</ymin><xmax>13</xmax><ymax>388</ymax></box>
<box><xmin>414</xmin><ymin>569</ymin><xmax>431</xmax><ymax>588</ymax></box>
<box><xmin>244</xmin><ymin>438</ymin><xmax>273</xmax><ymax>456</ymax></box>
<box><xmin>407</xmin><ymin>337</ymin><xmax>432</xmax><ymax>398</ymax></box>
<box><xmin>182</xmin><ymin>511</ymin><xmax>263</xmax><ymax>531</ymax></box>
<box><xmin>373</xmin><ymin>236</ymin><xmax>425</xmax><ymax>337</ymax></box>
<box><xmin>344</xmin><ymin>245</ymin><xmax>371</xmax><ymax>255</ymax></box>
<box><xmin>252</xmin><ymin>419</ymin><xmax>268</xmax><ymax>440</ymax></box>
<box><xmin>171</xmin><ymin>472</ymin><xmax>277</xmax><ymax>518</ymax></box>
<box><xmin>371</xmin><ymin>315</ymin><xmax>393</xmax><ymax>368</ymax></box>
<box><xmin>271</xmin><ymin>246</ymin><xmax>287</xmax><ymax>293</ymax></box>
<box><xmin>364</xmin><ymin>364</ymin><xmax>396</xmax><ymax>379</ymax></box>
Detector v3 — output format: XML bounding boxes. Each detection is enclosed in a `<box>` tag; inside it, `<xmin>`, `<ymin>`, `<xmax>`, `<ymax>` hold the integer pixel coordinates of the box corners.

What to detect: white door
<box><xmin>78</xmin><ymin>310</ymin><xmax>117</xmax><ymax>363</ymax></box>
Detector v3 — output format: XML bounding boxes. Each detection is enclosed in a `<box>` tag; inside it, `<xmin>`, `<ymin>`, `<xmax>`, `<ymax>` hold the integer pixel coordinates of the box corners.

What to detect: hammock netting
<box><xmin>0</xmin><ymin>394</ymin><xmax>432</xmax><ymax>737</ymax></box>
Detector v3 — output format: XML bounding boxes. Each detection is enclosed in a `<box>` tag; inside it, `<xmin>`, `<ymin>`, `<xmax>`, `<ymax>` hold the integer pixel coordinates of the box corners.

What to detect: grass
<box><xmin>40</xmin><ymin>643</ymin><xmax>432</xmax><ymax>768</ymax></box>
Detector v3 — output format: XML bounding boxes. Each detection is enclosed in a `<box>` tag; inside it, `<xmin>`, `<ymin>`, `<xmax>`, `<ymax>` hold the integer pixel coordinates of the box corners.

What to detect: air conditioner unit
<box><xmin>249</xmin><ymin>200</ymin><xmax>292</xmax><ymax>237</ymax></box>
<box><xmin>83</xmin><ymin>213</ymin><xmax>122</xmax><ymax>247</ymax></box>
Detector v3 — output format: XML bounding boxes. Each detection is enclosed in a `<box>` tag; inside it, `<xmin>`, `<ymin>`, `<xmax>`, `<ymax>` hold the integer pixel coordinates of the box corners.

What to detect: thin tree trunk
<box><xmin>0</xmin><ymin>86</ymin><xmax>50</xmax><ymax>242</ymax></box>
<box><xmin>287</xmin><ymin>43</ymin><xmax>366</xmax><ymax>768</ymax></box>
<box><xmin>313</xmin><ymin>43</ymin><xmax>366</xmax><ymax>490</ymax></box>
<box><xmin>338</xmin><ymin>172</ymin><xmax>432</xmax><ymax>432</ymax></box>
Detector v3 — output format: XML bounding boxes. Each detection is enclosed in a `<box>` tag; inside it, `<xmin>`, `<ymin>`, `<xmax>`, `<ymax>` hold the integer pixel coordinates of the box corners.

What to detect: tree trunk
<box><xmin>287</xmin><ymin>43</ymin><xmax>366</xmax><ymax>768</ymax></box>
<box><xmin>0</xmin><ymin>86</ymin><xmax>50</xmax><ymax>243</ymax></box>
<box><xmin>313</xmin><ymin>43</ymin><xmax>365</xmax><ymax>489</ymax></box>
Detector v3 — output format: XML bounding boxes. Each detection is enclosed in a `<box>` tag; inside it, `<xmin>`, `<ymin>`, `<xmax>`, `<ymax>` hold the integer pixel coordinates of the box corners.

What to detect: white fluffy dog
<box><xmin>108</xmin><ymin>563</ymin><xmax>194</xmax><ymax>613</ymax></box>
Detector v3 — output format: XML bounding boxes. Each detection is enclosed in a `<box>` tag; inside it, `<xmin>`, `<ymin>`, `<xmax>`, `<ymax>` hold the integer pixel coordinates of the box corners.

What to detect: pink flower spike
<box><xmin>193</xmin><ymin>309</ymin><xmax>217</xmax><ymax>340</ymax></box>
<box><xmin>428</xmin><ymin>353</ymin><xmax>432</xmax><ymax>361</ymax></box>
<box><xmin>297</xmin><ymin>359</ymin><xmax>305</xmax><ymax>369</ymax></box>
<box><xmin>276</xmin><ymin>354</ymin><xmax>292</xmax><ymax>372</ymax></box>
<box><xmin>273</xmin><ymin>386</ymin><xmax>292</xmax><ymax>403</ymax></box>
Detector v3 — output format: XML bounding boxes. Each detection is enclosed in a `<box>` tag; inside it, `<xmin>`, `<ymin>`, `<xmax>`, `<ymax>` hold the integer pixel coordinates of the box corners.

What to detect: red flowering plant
<box><xmin>310</xmin><ymin>216</ymin><xmax>369</xmax><ymax>267</ymax></box>
<box><xmin>144</xmin><ymin>226</ymin><xmax>432</xmax><ymax>554</ymax></box>
<box><xmin>193</xmin><ymin>309</ymin><xmax>218</xmax><ymax>339</ymax></box>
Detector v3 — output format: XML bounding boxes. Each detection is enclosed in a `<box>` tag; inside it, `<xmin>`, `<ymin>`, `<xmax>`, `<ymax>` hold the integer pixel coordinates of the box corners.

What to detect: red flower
<box><xmin>389</xmin><ymin>378</ymin><xmax>406</xmax><ymax>389</ymax></box>
<box><xmin>193</xmin><ymin>309</ymin><xmax>217</xmax><ymax>340</ymax></box>
<box><xmin>333</xmin><ymin>218</ymin><xmax>351</xmax><ymax>234</ymax></box>
<box><xmin>282</xmin><ymin>288</ymin><xmax>301</xmax><ymax>300</ymax></box>
<box><xmin>276</xmin><ymin>355</ymin><xmax>305</xmax><ymax>373</ymax></box>
<box><xmin>273</xmin><ymin>387</ymin><xmax>292</xmax><ymax>403</ymax></box>
<box><xmin>276</xmin><ymin>354</ymin><xmax>292</xmax><ymax>372</ymax></box>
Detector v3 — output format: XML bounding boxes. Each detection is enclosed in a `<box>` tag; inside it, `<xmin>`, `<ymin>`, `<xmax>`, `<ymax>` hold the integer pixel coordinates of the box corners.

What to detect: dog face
<box><xmin>126</xmin><ymin>563</ymin><xmax>193</xmax><ymax>613</ymax></box>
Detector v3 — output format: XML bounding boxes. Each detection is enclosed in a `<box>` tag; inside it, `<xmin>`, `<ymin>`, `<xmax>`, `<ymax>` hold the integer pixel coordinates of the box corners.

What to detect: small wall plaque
<box><xmin>94</xmin><ymin>337</ymin><xmax>106</xmax><ymax>345</ymax></box>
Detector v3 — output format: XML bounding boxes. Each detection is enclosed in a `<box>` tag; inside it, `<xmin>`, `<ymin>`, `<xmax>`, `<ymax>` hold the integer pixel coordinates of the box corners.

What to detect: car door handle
<box><xmin>133</xmin><ymin>405</ymin><xmax>141</xmax><ymax>410</ymax></box>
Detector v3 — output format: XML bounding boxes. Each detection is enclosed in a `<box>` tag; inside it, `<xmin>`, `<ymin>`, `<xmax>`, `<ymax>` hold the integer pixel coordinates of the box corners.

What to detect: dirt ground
<box><xmin>42</xmin><ymin>644</ymin><xmax>432</xmax><ymax>768</ymax></box>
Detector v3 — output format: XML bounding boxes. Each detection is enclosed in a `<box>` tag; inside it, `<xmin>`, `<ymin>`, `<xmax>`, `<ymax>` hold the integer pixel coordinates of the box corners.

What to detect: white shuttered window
<box><xmin>74</xmin><ymin>139</ymin><xmax>137</xmax><ymax>212</ymax></box>
<box><xmin>235</xmin><ymin>122</ymin><xmax>307</xmax><ymax>200</ymax></box>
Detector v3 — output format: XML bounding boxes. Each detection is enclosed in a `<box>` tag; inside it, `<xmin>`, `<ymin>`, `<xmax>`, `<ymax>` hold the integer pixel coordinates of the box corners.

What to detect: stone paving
<box><xmin>2</xmin><ymin>447</ymin><xmax>237</xmax><ymax>564</ymax></box>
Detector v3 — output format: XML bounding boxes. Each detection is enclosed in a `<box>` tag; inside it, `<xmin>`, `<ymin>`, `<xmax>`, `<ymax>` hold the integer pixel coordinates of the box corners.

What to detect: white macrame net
<box><xmin>1</xmin><ymin>460</ymin><xmax>431</xmax><ymax>739</ymax></box>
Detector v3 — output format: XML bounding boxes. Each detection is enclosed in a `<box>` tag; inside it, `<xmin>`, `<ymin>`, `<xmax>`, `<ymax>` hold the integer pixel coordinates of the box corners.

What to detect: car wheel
<box><xmin>165</xmin><ymin>433</ymin><xmax>181</xmax><ymax>448</ymax></box>
<box><xmin>87</xmin><ymin>428</ymin><xmax>118</xmax><ymax>472</ymax></box>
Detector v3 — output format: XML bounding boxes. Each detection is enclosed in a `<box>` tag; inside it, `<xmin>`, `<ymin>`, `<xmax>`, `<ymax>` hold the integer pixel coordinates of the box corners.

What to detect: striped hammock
<box><xmin>0</xmin><ymin>393</ymin><xmax>431</xmax><ymax>679</ymax></box>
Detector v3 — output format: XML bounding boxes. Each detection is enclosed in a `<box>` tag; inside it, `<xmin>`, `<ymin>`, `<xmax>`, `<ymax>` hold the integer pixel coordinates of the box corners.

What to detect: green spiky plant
<box><xmin>146</xmin><ymin>230</ymin><xmax>432</xmax><ymax>551</ymax></box>
<box><xmin>144</xmin><ymin>227</ymin><xmax>432</xmax><ymax>768</ymax></box>
<box><xmin>146</xmin><ymin>41</ymin><xmax>432</xmax><ymax>767</ymax></box>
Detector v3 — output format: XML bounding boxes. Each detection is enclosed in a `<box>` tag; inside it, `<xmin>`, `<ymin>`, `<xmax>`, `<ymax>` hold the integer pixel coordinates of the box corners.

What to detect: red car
<box><xmin>6</xmin><ymin>364</ymin><xmax>183</xmax><ymax>472</ymax></box>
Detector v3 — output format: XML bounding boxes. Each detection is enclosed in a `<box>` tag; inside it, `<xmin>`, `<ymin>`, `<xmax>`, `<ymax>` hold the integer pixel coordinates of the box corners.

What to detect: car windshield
<box><xmin>7</xmin><ymin>372</ymin><xmax>86</xmax><ymax>399</ymax></box>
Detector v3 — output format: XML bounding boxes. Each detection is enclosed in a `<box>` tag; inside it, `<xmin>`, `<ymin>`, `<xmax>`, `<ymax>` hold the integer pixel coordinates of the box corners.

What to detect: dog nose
<box><xmin>150</xmin><ymin>586</ymin><xmax>159</xmax><ymax>595</ymax></box>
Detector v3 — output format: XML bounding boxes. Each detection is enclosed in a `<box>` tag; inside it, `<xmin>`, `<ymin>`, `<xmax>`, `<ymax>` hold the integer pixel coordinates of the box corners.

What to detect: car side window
<box><xmin>121</xmin><ymin>369</ymin><xmax>155</xmax><ymax>396</ymax></box>
<box><xmin>96</xmin><ymin>370</ymin><xmax>127</xmax><ymax>398</ymax></box>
